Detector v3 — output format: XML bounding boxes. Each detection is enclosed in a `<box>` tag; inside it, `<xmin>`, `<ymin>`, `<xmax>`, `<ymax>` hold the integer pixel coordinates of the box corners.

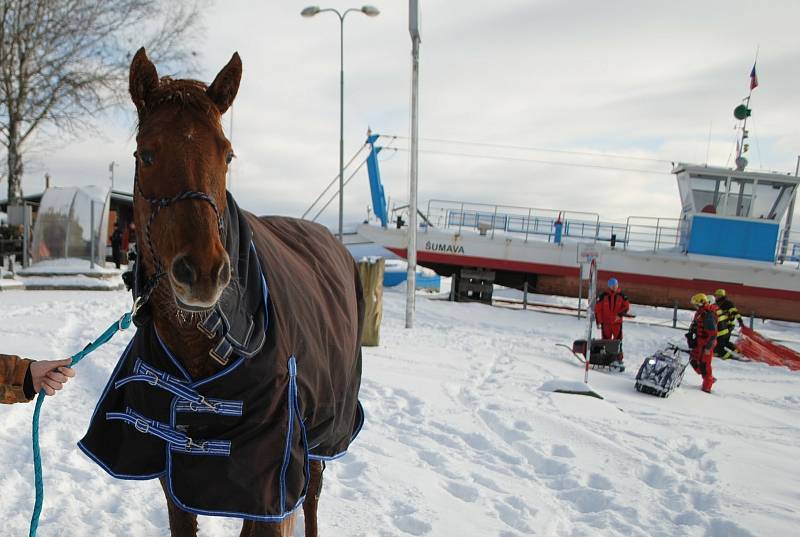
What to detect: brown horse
<box><xmin>80</xmin><ymin>48</ymin><xmax>364</xmax><ymax>537</ymax></box>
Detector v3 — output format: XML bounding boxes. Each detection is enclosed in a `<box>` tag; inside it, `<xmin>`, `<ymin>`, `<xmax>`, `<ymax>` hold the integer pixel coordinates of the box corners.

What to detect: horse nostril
<box><xmin>216</xmin><ymin>257</ymin><xmax>231</xmax><ymax>286</ymax></box>
<box><xmin>172</xmin><ymin>255</ymin><xmax>197</xmax><ymax>288</ymax></box>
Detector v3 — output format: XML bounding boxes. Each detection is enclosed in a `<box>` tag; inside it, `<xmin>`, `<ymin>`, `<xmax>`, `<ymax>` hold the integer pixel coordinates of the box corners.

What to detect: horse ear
<box><xmin>130</xmin><ymin>47</ymin><xmax>159</xmax><ymax>118</ymax></box>
<box><xmin>206</xmin><ymin>52</ymin><xmax>242</xmax><ymax>115</ymax></box>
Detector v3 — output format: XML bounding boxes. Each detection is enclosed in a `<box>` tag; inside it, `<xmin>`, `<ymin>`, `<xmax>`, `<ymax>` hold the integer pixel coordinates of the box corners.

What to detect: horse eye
<box><xmin>139</xmin><ymin>150</ymin><xmax>155</xmax><ymax>167</ymax></box>
<box><xmin>226</xmin><ymin>151</ymin><xmax>234</xmax><ymax>165</ymax></box>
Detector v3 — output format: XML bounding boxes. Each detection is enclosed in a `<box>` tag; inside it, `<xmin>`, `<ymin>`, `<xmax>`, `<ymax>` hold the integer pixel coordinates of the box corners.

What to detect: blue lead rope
<box><xmin>29</xmin><ymin>309</ymin><xmax>135</xmax><ymax>537</ymax></box>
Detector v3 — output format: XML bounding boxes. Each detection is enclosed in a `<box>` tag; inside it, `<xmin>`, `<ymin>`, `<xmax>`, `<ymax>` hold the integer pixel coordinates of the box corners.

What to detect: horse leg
<box><xmin>303</xmin><ymin>460</ymin><xmax>325</xmax><ymax>537</ymax></box>
<box><xmin>159</xmin><ymin>476</ymin><xmax>198</xmax><ymax>537</ymax></box>
<box><xmin>239</xmin><ymin>460</ymin><xmax>323</xmax><ymax>537</ymax></box>
<box><xmin>239</xmin><ymin>514</ymin><xmax>297</xmax><ymax>537</ymax></box>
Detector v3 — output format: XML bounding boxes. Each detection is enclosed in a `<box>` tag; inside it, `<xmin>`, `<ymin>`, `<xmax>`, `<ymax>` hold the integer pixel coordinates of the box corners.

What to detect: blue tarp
<box><xmin>384</xmin><ymin>270</ymin><xmax>441</xmax><ymax>290</ymax></box>
<box><xmin>366</xmin><ymin>134</ymin><xmax>388</xmax><ymax>227</ymax></box>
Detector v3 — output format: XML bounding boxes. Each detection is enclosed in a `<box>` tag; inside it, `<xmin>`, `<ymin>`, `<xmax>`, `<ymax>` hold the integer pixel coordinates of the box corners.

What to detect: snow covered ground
<box><xmin>1</xmin><ymin>286</ymin><xmax>798</xmax><ymax>536</ymax></box>
<box><xmin>18</xmin><ymin>258</ymin><xmax>121</xmax><ymax>275</ymax></box>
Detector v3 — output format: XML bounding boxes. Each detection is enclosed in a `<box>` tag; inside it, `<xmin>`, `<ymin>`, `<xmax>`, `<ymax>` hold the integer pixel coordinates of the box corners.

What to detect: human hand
<box><xmin>29</xmin><ymin>359</ymin><xmax>75</xmax><ymax>396</ymax></box>
<box><xmin>685</xmin><ymin>332</ymin><xmax>696</xmax><ymax>349</ymax></box>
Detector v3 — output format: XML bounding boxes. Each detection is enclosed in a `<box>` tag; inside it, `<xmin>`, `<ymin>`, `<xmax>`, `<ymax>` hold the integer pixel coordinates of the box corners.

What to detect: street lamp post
<box><xmin>301</xmin><ymin>4</ymin><xmax>380</xmax><ymax>241</ymax></box>
<box><xmin>109</xmin><ymin>161</ymin><xmax>117</xmax><ymax>191</ymax></box>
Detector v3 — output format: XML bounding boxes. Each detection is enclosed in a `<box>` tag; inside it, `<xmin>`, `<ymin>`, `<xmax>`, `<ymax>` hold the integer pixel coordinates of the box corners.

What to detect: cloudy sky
<box><xmin>16</xmin><ymin>0</ymin><xmax>800</xmax><ymax>229</ymax></box>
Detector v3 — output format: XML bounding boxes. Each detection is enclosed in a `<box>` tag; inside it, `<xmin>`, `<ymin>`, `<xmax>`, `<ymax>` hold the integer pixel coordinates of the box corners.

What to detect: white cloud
<box><xmin>18</xmin><ymin>0</ymin><xmax>800</xmax><ymax>230</ymax></box>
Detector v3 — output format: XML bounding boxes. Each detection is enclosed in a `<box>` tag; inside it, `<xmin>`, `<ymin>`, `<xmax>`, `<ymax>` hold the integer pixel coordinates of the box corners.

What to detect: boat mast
<box><xmin>735</xmin><ymin>49</ymin><xmax>759</xmax><ymax>171</ymax></box>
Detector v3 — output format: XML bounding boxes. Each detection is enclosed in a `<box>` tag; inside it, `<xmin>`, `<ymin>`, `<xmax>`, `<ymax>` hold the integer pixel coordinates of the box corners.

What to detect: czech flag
<box><xmin>750</xmin><ymin>64</ymin><xmax>758</xmax><ymax>90</ymax></box>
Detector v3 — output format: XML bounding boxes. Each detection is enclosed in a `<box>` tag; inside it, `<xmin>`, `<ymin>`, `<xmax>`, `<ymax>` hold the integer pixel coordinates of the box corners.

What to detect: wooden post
<box><xmin>358</xmin><ymin>257</ymin><xmax>385</xmax><ymax>346</ymax></box>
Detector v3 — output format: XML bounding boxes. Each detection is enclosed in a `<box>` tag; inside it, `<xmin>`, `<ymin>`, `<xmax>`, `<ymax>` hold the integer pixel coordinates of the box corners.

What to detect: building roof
<box><xmin>0</xmin><ymin>189</ymin><xmax>133</xmax><ymax>211</ymax></box>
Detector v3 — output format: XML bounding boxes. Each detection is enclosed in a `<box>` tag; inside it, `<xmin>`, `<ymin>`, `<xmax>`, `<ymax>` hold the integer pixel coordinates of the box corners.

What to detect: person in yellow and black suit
<box><xmin>713</xmin><ymin>289</ymin><xmax>744</xmax><ymax>360</ymax></box>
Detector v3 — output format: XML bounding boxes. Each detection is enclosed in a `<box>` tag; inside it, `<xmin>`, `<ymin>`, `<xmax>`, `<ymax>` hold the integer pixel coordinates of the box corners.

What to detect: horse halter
<box><xmin>132</xmin><ymin>153</ymin><xmax>226</xmax><ymax>306</ymax></box>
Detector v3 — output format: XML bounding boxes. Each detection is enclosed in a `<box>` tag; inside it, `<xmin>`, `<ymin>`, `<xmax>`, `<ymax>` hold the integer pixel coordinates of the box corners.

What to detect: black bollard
<box><xmin>673</xmin><ymin>301</ymin><xmax>678</xmax><ymax>329</ymax></box>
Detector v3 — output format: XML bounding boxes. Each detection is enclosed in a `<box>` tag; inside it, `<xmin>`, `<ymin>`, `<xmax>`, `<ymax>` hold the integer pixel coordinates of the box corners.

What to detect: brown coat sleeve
<box><xmin>0</xmin><ymin>354</ymin><xmax>33</xmax><ymax>404</ymax></box>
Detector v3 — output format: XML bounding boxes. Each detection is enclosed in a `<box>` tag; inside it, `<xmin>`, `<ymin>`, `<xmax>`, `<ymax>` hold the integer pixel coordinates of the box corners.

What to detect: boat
<box><xmin>356</xmin><ymin>133</ymin><xmax>800</xmax><ymax>322</ymax></box>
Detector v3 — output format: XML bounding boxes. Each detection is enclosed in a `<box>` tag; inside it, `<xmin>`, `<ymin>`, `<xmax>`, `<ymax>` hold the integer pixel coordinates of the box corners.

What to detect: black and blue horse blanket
<box><xmin>79</xmin><ymin>194</ymin><xmax>365</xmax><ymax>522</ymax></box>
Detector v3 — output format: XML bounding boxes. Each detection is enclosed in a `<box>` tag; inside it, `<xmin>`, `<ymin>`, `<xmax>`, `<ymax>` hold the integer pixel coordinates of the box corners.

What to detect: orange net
<box><xmin>736</xmin><ymin>327</ymin><xmax>800</xmax><ymax>371</ymax></box>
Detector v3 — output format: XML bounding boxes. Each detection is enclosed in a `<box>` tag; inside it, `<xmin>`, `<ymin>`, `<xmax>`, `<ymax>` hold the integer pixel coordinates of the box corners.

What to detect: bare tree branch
<box><xmin>0</xmin><ymin>0</ymin><xmax>206</xmax><ymax>203</ymax></box>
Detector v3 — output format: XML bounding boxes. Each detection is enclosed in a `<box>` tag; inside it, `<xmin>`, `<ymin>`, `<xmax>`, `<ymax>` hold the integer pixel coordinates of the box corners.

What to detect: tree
<box><xmin>0</xmin><ymin>0</ymin><xmax>205</xmax><ymax>204</ymax></box>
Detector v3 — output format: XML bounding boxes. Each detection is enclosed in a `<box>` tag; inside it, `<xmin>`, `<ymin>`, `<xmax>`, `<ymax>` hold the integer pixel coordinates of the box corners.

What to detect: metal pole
<box><xmin>577</xmin><ymin>266</ymin><xmax>583</xmax><ymax>318</ymax></box>
<box><xmin>22</xmin><ymin>203</ymin><xmax>30</xmax><ymax>269</ymax></box>
<box><xmin>654</xmin><ymin>222</ymin><xmax>660</xmax><ymax>253</ymax></box>
<box><xmin>302</xmin><ymin>6</ymin><xmax>379</xmax><ymax>232</ymax></box>
<box><xmin>525</xmin><ymin>208</ymin><xmax>531</xmax><ymax>243</ymax></box>
<box><xmin>338</xmin><ymin>15</ymin><xmax>345</xmax><ymax>241</ymax></box>
<box><xmin>672</xmin><ymin>301</ymin><xmax>678</xmax><ymax>329</ymax></box>
<box><xmin>779</xmin><ymin>155</ymin><xmax>799</xmax><ymax>262</ymax></box>
<box><xmin>90</xmin><ymin>200</ymin><xmax>95</xmax><ymax>269</ymax></box>
<box><xmin>736</xmin><ymin>91</ymin><xmax>752</xmax><ymax>171</ymax></box>
<box><xmin>523</xmin><ymin>280</ymin><xmax>528</xmax><ymax>310</ymax></box>
<box><xmin>405</xmin><ymin>0</ymin><xmax>420</xmax><ymax>329</ymax></box>
<box><xmin>584</xmin><ymin>258</ymin><xmax>597</xmax><ymax>383</ymax></box>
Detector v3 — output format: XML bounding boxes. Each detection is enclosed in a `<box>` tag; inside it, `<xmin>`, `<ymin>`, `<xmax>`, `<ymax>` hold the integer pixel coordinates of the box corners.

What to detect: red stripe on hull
<box><xmin>387</xmin><ymin>247</ymin><xmax>800</xmax><ymax>302</ymax></box>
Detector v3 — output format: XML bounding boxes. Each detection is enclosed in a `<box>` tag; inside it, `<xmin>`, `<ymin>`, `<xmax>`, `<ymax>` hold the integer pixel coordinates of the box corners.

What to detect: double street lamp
<box><xmin>301</xmin><ymin>5</ymin><xmax>380</xmax><ymax>241</ymax></box>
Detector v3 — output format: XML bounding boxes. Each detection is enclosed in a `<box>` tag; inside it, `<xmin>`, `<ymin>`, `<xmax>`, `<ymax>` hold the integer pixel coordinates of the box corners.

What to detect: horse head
<box><xmin>129</xmin><ymin>47</ymin><xmax>241</xmax><ymax>311</ymax></box>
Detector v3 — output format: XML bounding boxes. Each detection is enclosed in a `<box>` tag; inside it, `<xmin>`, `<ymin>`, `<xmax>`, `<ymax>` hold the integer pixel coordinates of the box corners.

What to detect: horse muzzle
<box><xmin>169</xmin><ymin>253</ymin><xmax>231</xmax><ymax>310</ymax></box>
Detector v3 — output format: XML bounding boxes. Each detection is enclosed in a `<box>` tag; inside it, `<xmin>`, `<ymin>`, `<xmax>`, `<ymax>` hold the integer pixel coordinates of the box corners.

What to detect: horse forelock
<box><xmin>140</xmin><ymin>77</ymin><xmax>221</xmax><ymax>127</ymax></box>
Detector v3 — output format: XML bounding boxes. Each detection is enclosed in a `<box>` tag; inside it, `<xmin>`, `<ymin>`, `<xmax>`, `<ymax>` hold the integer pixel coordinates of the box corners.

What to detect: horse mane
<box><xmin>143</xmin><ymin>77</ymin><xmax>220</xmax><ymax>123</ymax></box>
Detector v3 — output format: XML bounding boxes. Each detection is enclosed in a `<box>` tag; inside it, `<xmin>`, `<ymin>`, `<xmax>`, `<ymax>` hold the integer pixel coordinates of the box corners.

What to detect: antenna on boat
<box><xmin>734</xmin><ymin>47</ymin><xmax>759</xmax><ymax>171</ymax></box>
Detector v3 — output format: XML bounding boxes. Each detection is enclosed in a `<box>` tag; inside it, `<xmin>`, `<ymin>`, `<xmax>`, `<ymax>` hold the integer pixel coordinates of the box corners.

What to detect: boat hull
<box><xmin>358</xmin><ymin>225</ymin><xmax>800</xmax><ymax>322</ymax></box>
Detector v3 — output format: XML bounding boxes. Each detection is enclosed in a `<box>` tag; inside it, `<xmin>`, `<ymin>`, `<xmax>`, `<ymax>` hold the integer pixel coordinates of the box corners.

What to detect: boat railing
<box><xmin>776</xmin><ymin>229</ymin><xmax>800</xmax><ymax>265</ymax></box>
<box><xmin>623</xmin><ymin>216</ymin><xmax>682</xmax><ymax>253</ymax></box>
<box><xmin>425</xmin><ymin>199</ymin><xmax>601</xmax><ymax>243</ymax></box>
<box><xmin>425</xmin><ymin>200</ymin><xmax>684</xmax><ymax>253</ymax></box>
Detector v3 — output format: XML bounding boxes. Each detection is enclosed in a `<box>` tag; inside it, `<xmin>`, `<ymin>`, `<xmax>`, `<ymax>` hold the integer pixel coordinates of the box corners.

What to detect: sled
<box><xmin>634</xmin><ymin>344</ymin><xmax>689</xmax><ymax>398</ymax></box>
<box><xmin>569</xmin><ymin>338</ymin><xmax>625</xmax><ymax>372</ymax></box>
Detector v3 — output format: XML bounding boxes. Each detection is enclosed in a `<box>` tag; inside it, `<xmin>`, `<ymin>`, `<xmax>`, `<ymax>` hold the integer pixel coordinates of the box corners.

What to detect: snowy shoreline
<box><xmin>0</xmin><ymin>287</ymin><xmax>797</xmax><ymax>536</ymax></box>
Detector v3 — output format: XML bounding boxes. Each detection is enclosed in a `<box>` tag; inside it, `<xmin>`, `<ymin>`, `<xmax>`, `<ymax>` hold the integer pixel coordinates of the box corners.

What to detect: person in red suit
<box><xmin>686</xmin><ymin>293</ymin><xmax>718</xmax><ymax>393</ymax></box>
<box><xmin>594</xmin><ymin>277</ymin><xmax>630</xmax><ymax>368</ymax></box>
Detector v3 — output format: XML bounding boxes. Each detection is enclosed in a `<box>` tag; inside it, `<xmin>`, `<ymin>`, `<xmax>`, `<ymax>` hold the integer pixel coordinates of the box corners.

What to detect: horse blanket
<box><xmin>79</xmin><ymin>193</ymin><xmax>365</xmax><ymax>521</ymax></box>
